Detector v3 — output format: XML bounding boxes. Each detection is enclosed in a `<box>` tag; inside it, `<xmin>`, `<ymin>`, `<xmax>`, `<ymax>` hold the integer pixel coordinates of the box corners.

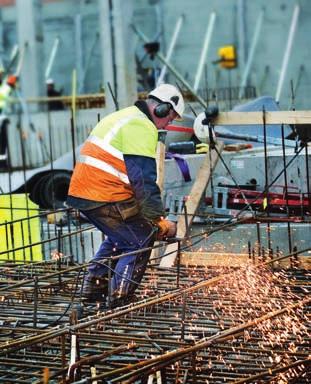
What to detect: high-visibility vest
<box><xmin>0</xmin><ymin>83</ymin><xmax>12</xmax><ymax>111</ymax></box>
<box><xmin>68</xmin><ymin>106</ymin><xmax>158</xmax><ymax>202</ymax></box>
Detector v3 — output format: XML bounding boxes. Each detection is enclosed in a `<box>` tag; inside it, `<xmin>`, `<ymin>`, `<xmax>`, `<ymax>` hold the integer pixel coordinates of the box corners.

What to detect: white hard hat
<box><xmin>46</xmin><ymin>78</ymin><xmax>54</xmax><ymax>85</ymax></box>
<box><xmin>148</xmin><ymin>84</ymin><xmax>185</xmax><ymax>117</ymax></box>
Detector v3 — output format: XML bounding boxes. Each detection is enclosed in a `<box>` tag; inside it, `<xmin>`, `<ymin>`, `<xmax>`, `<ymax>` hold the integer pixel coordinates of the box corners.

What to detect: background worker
<box><xmin>67</xmin><ymin>83</ymin><xmax>184</xmax><ymax>308</ymax></box>
<box><xmin>0</xmin><ymin>67</ymin><xmax>5</xmax><ymax>86</ymax></box>
<box><xmin>0</xmin><ymin>74</ymin><xmax>17</xmax><ymax>114</ymax></box>
<box><xmin>0</xmin><ymin>75</ymin><xmax>17</xmax><ymax>166</ymax></box>
<box><xmin>46</xmin><ymin>78</ymin><xmax>64</xmax><ymax>111</ymax></box>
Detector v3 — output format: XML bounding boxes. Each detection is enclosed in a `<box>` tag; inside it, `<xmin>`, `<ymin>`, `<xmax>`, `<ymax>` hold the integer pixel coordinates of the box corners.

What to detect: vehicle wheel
<box><xmin>41</xmin><ymin>172</ymin><xmax>72</xmax><ymax>209</ymax></box>
<box><xmin>31</xmin><ymin>172</ymin><xmax>71</xmax><ymax>209</ymax></box>
<box><xmin>30</xmin><ymin>175</ymin><xmax>50</xmax><ymax>207</ymax></box>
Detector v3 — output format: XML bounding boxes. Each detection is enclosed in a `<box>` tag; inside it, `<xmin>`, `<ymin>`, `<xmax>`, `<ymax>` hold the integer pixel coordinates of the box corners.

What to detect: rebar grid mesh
<box><xmin>0</xmin><ymin>259</ymin><xmax>309</xmax><ymax>383</ymax></box>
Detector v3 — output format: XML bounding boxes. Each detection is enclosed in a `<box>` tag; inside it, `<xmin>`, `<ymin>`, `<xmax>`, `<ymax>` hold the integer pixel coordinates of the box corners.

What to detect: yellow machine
<box><xmin>217</xmin><ymin>45</ymin><xmax>237</xmax><ymax>69</ymax></box>
<box><xmin>0</xmin><ymin>194</ymin><xmax>42</xmax><ymax>262</ymax></box>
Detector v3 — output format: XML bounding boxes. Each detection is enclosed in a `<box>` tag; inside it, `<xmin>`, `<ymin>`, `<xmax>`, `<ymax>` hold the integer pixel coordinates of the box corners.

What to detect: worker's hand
<box><xmin>155</xmin><ymin>218</ymin><xmax>177</xmax><ymax>240</ymax></box>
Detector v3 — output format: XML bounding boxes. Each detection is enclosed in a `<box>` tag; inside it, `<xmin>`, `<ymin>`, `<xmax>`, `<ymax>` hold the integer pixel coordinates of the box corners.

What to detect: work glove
<box><xmin>155</xmin><ymin>218</ymin><xmax>177</xmax><ymax>240</ymax></box>
<box><xmin>196</xmin><ymin>143</ymin><xmax>209</xmax><ymax>153</ymax></box>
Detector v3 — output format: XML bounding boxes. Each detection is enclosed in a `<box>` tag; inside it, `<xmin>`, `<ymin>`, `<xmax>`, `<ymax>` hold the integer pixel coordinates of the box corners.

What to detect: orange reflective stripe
<box><xmin>81</xmin><ymin>141</ymin><xmax>127</xmax><ymax>174</ymax></box>
<box><xmin>68</xmin><ymin>163</ymin><xmax>133</xmax><ymax>202</ymax></box>
<box><xmin>79</xmin><ymin>155</ymin><xmax>130</xmax><ymax>184</ymax></box>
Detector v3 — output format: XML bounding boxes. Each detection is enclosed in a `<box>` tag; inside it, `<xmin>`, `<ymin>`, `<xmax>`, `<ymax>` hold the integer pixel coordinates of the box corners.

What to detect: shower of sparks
<box><xmin>134</xmin><ymin>257</ymin><xmax>310</xmax><ymax>383</ymax></box>
<box><xmin>175</xmin><ymin>263</ymin><xmax>310</xmax><ymax>382</ymax></box>
<box><xmin>0</xmin><ymin>250</ymin><xmax>309</xmax><ymax>383</ymax></box>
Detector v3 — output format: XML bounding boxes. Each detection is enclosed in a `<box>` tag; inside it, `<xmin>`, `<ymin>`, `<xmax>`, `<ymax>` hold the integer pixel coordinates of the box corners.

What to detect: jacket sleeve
<box><xmin>124</xmin><ymin>154</ymin><xmax>165</xmax><ymax>221</ymax></box>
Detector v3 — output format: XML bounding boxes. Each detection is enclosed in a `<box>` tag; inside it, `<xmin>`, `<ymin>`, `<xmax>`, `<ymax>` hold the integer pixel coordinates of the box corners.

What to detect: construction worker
<box><xmin>0</xmin><ymin>67</ymin><xmax>5</xmax><ymax>86</ymax></box>
<box><xmin>0</xmin><ymin>75</ymin><xmax>17</xmax><ymax>114</ymax></box>
<box><xmin>67</xmin><ymin>84</ymin><xmax>184</xmax><ymax>308</ymax></box>
<box><xmin>0</xmin><ymin>75</ymin><xmax>17</xmax><ymax>166</ymax></box>
<box><xmin>46</xmin><ymin>78</ymin><xmax>64</xmax><ymax>111</ymax></box>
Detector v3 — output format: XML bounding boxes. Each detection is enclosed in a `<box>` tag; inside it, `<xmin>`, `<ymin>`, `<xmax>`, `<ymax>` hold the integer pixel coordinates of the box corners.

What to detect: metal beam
<box><xmin>157</xmin><ymin>14</ymin><xmax>184</xmax><ymax>86</ymax></box>
<box><xmin>75</xmin><ymin>14</ymin><xmax>84</xmax><ymax>94</ymax></box>
<box><xmin>99</xmin><ymin>0</ymin><xmax>137</xmax><ymax>111</ymax></box>
<box><xmin>193</xmin><ymin>11</ymin><xmax>216</xmax><ymax>92</ymax></box>
<box><xmin>16</xmin><ymin>0</ymin><xmax>44</xmax><ymax>101</ymax></box>
<box><xmin>45</xmin><ymin>36</ymin><xmax>60</xmax><ymax>80</ymax></box>
<box><xmin>275</xmin><ymin>4</ymin><xmax>300</xmax><ymax>103</ymax></box>
<box><xmin>239</xmin><ymin>8</ymin><xmax>264</xmax><ymax>98</ymax></box>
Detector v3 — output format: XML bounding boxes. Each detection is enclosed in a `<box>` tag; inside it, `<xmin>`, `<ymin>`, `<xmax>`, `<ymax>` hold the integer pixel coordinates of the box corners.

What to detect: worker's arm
<box><xmin>124</xmin><ymin>154</ymin><xmax>165</xmax><ymax>221</ymax></box>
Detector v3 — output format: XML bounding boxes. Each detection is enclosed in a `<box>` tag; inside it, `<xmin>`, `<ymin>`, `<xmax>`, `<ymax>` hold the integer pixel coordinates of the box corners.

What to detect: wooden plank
<box><xmin>156</xmin><ymin>131</ymin><xmax>167</xmax><ymax>191</ymax></box>
<box><xmin>181</xmin><ymin>252</ymin><xmax>250</xmax><ymax>267</ymax></box>
<box><xmin>181</xmin><ymin>252</ymin><xmax>311</xmax><ymax>269</ymax></box>
<box><xmin>212</xmin><ymin>111</ymin><xmax>311</xmax><ymax>125</ymax></box>
<box><xmin>160</xmin><ymin>142</ymin><xmax>224</xmax><ymax>267</ymax></box>
<box><xmin>151</xmin><ymin>131</ymin><xmax>167</xmax><ymax>265</ymax></box>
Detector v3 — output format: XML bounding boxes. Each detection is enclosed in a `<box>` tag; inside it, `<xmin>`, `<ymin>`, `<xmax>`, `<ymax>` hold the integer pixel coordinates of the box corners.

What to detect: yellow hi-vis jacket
<box><xmin>0</xmin><ymin>83</ymin><xmax>12</xmax><ymax>111</ymax></box>
<box><xmin>68</xmin><ymin>106</ymin><xmax>158</xmax><ymax>202</ymax></box>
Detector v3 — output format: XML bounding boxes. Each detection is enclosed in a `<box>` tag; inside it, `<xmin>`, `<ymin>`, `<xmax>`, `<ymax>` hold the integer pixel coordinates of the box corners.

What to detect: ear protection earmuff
<box><xmin>154</xmin><ymin>102</ymin><xmax>172</xmax><ymax>118</ymax></box>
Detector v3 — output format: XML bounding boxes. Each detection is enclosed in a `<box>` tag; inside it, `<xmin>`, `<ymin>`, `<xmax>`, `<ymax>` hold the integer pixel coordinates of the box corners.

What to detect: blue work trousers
<box><xmin>81</xmin><ymin>198</ymin><xmax>155</xmax><ymax>299</ymax></box>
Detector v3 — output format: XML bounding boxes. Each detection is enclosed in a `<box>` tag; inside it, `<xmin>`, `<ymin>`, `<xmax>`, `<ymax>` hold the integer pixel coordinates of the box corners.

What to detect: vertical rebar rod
<box><xmin>248</xmin><ymin>240</ymin><xmax>251</xmax><ymax>260</ymax></box>
<box><xmin>4</xmin><ymin>221</ymin><xmax>9</xmax><ymax>261</ymax></box>
<box><xmin>183</xmin><ymin>199</ymin><xmax>189</xmax><ymax>238</ymax></box>
<box><xmin>281</xmin><ymin>124</ymin><xmax>293</xmax><ymax>254</ymax></box>
<box><xmin>297</xmin><ymin>166</ymin><xmax>304</xmax><ymax>219</ymax></box>
<box><xmin>181</xmin><ymin>292</ymin><xmax>186</xmax><ymax>341</ymax></box>
<box><xmin>91</xmin><ymin>231</ymin><xmax>95</xmax><ymax>256</ymax></box>
<box><xmin>70</xmin><ymin>111</ymin><xmax>76</xmax><ymax>168</ymax></box>
<box><xmin>57</xmin><ymin>229</ymin><xmax>62</xmax><ymax>288</ymax></box>
<box><xmin>20</xmin><ymin>221</ymin><xmax>26</xmax><ymax>262</ymax></box>
<box><xmin>6</xmin><ymin>132</ymin><xmax>14</xmax><ymax>262</ymax></box>
<box><xmin>305</xmin><ymin>144</ymin><xmax>311</xmax><ymax>215</ymax></box>
<box><xmin>18</xmin><ymin>117</ymin><xmax>34</xmax><ymax>261</ymax></box>
<box><xmin>67</xmin><ymin>209</ymin><xmax>73</xmax><ymax>260</ymax></box>
<box><xmin>108</xmin><ymin>258</ymin><xmax>112</xmax><ymax>308</ymax></box>
<box><xmin>262</xmin><ymin>108</ymin><xmax>272</xmax><ymax>255</ymax></box>
<box><xmin>61</xmin><ymin>334</ymin><xmax>66</xmax><ymax>383</ymax></box>
<box><xmin>80</xmin><ymin>230</ymin><xmax>86</xmax><ymax>264</ymax></box>
<box><xmin>47</xmin><ymin>106</ymin><xmax>56</xmax><ymax>210</ymax></box>
<box><xmin>33</xmin><ymin>276</ymin><xmax>38</xmax><ymax>328</ymax></box>
<box><xmin>256</xmin><ymin>222</ymin><xmax>261</xmax><ymax>258</ymax></box>
<box><xmin>293</xmin><ymin>245</ymin><xmax>298</xmax><ymax>266</ymax></box>
<box><xmin>9</xmin><ymin>222</ymin><xmax>15</xmax><ymax>262</ymax></box>
<box><xmin>191</xmin><ymin>352</ymin><xmax>197</xmax><ymax>384</ymax></box>
<box><xmin>176</xmin><ymin>240</ymin><xmax>181</xmax><ymax>289</ymax></box>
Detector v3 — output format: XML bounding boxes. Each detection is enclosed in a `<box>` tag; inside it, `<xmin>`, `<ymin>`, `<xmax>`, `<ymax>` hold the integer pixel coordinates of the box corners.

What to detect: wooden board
<box><xmin>212</xmin><ymin>111</ymin><xmax>311</xmax><ymax>126</ymax></box>
<box><xmin>156</xmin><ymin>141</ymin><xmax>166</xmax><ymax>191</ymax></box>
<box><xmin>151</xmin><ymin>132</ymin><xmax>167</xmax><ymax>265</ymax></box>
<box><xmin>160</xmin><ymin>142</ymin><xmax>224</xmax><ymax>267</ymax></box>
<box><xmin>181</xmin><ymin>251</ymin><xmax>311</xmax><ymax>269</ymax></box>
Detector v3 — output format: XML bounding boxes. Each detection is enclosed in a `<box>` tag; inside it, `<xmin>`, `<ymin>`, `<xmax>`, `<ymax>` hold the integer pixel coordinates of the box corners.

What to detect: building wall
<box><xmin>0</xmin><ymin>0</ymin><xmax>310</xmax><ymax>109</ymax></box>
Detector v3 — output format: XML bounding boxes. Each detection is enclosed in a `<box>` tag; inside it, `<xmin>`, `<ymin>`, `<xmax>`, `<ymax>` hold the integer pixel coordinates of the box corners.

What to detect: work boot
<box><xmin>80</xmin><ymin>274</ymin><xmax>108</xmax><ymax>303</ymax></box>
<box><xmin>109</xmin><ymin>294</ymin><xmax>138</xmax><ymax>309</ymax></box>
